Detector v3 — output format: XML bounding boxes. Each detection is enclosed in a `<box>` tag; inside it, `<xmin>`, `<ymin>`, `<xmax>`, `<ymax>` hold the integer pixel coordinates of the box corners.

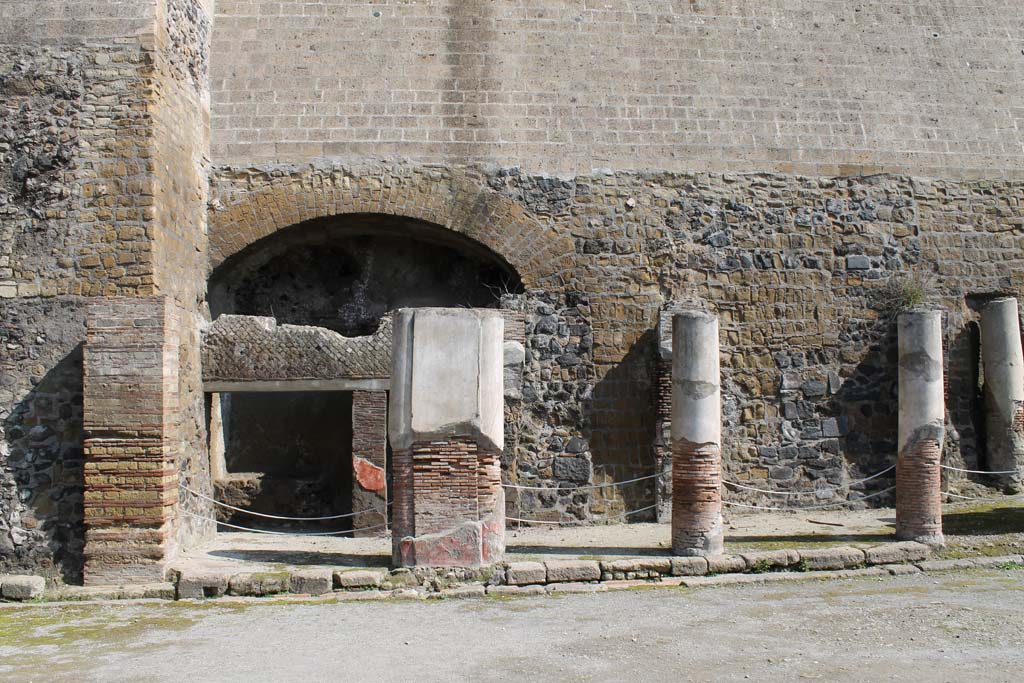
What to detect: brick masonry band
<box><xmin>896</xmin><ymin>308</ymin><xmax>945</xmax><ymax>547</ymax></box>
<box><xmin>82</xmin><ymin>297</ymin><xmax>181</xmax><ymax>585</ymax></box>
<box><xmin>671</xmin><ymin>311</ymin><xmax>724</xmax><ymax>557</ymax></box>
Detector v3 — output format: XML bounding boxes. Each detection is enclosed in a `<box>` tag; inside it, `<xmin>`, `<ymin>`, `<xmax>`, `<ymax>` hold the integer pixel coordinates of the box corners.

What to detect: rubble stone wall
<box><xmin>4</xmin><ymin>0</ymin><xmax>1024</xmax><ymax>582</ymax></box>
<box><xmin>209</xmin><ymin>163</ymin><xmax>1024</xmax><ymax>522</ymax></box>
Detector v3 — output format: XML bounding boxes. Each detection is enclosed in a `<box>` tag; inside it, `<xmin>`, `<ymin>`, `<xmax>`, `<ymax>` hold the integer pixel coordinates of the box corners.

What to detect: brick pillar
<box><xmin>980</xmin><ymin>297</ymin><xmax>1024</xmax><ymax>491</ymax></box>
<box><xmin>390</xmin><ymin>308</ymin><xmax>505</xmax><ymax>568</ymax></box>
<box><xmin>82</xmin><ymin>297</ymin><xmax>179</xmax><ymax>584</ymax></box>
<box><xmin>896</xmin><ymin>308</ymin><xmax>945</xmax><ymax>546</ymax></box>
<box><xmin>352</xmin><ymin>390</ymin><xmax>388</xmax><ymax>536</ymax></box>
<box><xmin>671</xmin><ymin>311</ymin><xmax>724</xmax><ymax>557</ymax></box>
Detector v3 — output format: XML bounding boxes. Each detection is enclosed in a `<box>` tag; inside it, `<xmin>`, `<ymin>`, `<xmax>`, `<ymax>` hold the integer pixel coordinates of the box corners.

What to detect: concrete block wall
<box><xmin>209</xmin><ymin>1</ymin><xmax>1024</xmax><ymax>179</ymax></box>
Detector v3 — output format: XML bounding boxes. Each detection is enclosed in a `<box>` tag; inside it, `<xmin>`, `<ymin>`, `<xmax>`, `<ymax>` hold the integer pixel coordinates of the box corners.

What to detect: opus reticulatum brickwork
<box><xmin>2</xmin><ymin>1</ymin><xmax>1023</xmax><ymax>587</ymax></box>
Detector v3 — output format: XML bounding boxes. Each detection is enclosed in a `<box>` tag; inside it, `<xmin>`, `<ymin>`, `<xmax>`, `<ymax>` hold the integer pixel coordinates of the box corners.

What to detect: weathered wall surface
<box><xmin>0</xmin><ymin>299</ymin><xmax>87</xmax><ymax>582</ymax></box>
<box><xmin>151</xmin><ymin>0</ymin><xmax>215</xmax><ymax>555</ymax></box>
<box><xmin>4</xmin><ymin>0</ymin><xmax>1024</xmax><ymax>581</ymax></box>
<box><xmin>209</xmin><ymin>0</ymin><xmax>1024</xmax><ymax>178</ymax></box>
<box><xmin>0</xmin><ymin>0</ymin><xmax>215</xmax><ymax>581</ymax></box>
<box><xmin>208</xmin><ymin>163</ymin><xmax>1024</xmax><ymax>520</ymax></box>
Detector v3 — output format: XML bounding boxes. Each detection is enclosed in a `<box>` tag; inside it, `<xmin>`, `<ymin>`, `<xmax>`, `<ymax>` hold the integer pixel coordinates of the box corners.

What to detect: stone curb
<box><xmin>18</xmin><ymin>545</ymin><xmax>1024</xmax><ymax>604</ymax></box>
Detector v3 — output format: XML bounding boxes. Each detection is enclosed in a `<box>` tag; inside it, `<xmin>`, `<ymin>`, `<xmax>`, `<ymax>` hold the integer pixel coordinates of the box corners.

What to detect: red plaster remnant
<box><xmin>353</xmin><ymin>456</ymin><xmax>386</xmax><ymax>492</ymax></box>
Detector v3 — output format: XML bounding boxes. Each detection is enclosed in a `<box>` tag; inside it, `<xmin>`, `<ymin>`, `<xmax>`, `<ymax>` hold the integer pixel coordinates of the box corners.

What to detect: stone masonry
<box><xmin>4</xmin><ymin>1</ymin><xmax>1024</xmax><ymax>582</ymax></box>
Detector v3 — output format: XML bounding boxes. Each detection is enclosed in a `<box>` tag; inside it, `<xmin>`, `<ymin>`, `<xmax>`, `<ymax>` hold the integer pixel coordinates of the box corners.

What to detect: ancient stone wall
<box><xmin>0</xmin><ymin>298</ymin><xmax>87</xmax><ymax>582</ymax></box>
<box><xmin>209</xmin><ymin>0</ymin><xmax>1024</xmax><ymax>178</ymax></box>
<box><xmin>0</xmin><ymin>0</ymin><xmax>215</xmax><ymax>579</ymax></box>
<box><xmin>151</xmin><ymin>0</ymin><xmax>214</xmax><ymax>553</ymax></box>
<box><xmin>208</xmin><ymin>163</ymin><xmax>1024</xmax><ymax>521</ymax></box>
<box><xmin>0</xmin><ymin>3</ymin><xmax>160</xmax><ymax>582</ymax></box>
<box><xmin>4</xmin><ymin>0</ymin><xmax>1024</xmax><ymax>582</ymax></box>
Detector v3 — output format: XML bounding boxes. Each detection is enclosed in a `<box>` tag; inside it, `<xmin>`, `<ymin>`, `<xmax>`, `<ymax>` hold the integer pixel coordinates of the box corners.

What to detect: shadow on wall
<box><xmin>945</xmin><ymin>320</ymin><xmax>986</xmax><ymax>471</ymax></box>
<box><xmin>828</xmin><ymin>318</ymin><xmax>899</xmax><ymax>498</ymax></box>
<box><xmin>586</xmin><ymin>328</ymin><xmax>659</xmax><ymax>520</ymax></box>
<box><xmin>1</xmin><ymin>344</ymin><xmax>85</xmax><ymax>584</ymax></box>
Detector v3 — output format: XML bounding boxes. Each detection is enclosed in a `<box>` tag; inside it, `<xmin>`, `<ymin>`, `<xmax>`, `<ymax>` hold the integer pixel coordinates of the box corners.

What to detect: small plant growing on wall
<box><xmin>876</xmin><ymin>270</ymin><xmax>937</xmax><ymax>317</ymax></box>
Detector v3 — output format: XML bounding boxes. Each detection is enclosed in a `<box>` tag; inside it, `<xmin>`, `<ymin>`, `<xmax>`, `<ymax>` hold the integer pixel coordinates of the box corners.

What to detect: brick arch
<box><xmin>207</xmin><ymin>169</ymin><xmax>575</xmax><ymax>290</ymax></box>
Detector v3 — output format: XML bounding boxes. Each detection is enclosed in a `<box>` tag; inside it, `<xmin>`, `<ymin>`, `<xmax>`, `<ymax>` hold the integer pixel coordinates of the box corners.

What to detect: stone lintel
<box><xmin>204</xmin><ymin>378</ymin><xmax>391</xmax><ymax>393</ymax></box>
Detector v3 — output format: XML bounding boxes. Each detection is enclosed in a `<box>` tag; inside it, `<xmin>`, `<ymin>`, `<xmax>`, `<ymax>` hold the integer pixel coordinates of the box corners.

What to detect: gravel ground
<box><xmin>2</xmin><ymin>568</ymin><xmax>1022</xmax><ymax>682</ymax></box>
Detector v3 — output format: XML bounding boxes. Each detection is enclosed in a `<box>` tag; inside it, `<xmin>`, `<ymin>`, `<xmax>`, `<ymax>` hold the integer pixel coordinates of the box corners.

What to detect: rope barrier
<box><xmin>507</xmin><ymin>503</ymin><xmax>660</xmax><ymax>526</ymax></box>
<box><xmin>505</xmin><ymin>465</ymin><xmax>896</xmax><ymax>498</ymax></box>
<box><xmin>181</xmin><ymin>508</ymin><xmax>389</xmax><ymax>537</ymax></box>
<box><xmin>941</xmin><ymin>491</ymin><xmax>1024</xmax><ymax>503</ymax></box>
<box><xmin>180</xmin><ymin>483</ymin><xmax>389</xmax><ymax>521</ymax></box>
<box><xmin>503</xmin><ymin>471</ymin><xmax>667</xmax><ymax>492</ymax></box>
<box><xmin>720</xmin><ymin>486</ymin><xmax>896</xmax><ymax>512</ymax></box>
<box><xmin>722</xmin><ymin>465</ymin><xmax>895</xmax><ymax>497</ymax></box>
<box><xmin>940</xmin><ymin>464</ymin><xmax>1021</xmax><ymax>476</ymax></box>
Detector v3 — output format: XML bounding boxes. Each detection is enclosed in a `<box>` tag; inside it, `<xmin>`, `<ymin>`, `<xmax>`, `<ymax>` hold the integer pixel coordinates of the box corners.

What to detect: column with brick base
<box><xmin>980</xmin><ymin>297</ymin><xmax>1024</xmax><ymax>491</ymax></box>
<box><xmin>352</xmin><ymin>390</ymin><xmax>388</xmax><ymax>536</ymax></box>
<box><xmin>896</xmin><ymin>308</ymin><xmax>946</xmax><ymax>546</ymax></box>
<box><xmin>671</xmin><ymin>311</ymin><xmax>724</xmax><ymax>557</ymax></box>
<box><xmin>389</xmin><ymin>308</ymin><xmax>504</xmax><ymax>568</ymax></box>
<box><xmin>83</xmin><ymin>297</ymin><xmax>180</xmax><ymax>585</ymax></box>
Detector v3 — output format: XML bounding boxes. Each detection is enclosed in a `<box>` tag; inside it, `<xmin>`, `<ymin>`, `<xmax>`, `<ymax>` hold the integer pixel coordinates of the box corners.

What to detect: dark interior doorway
<box><xmin>214</xmin><ymin>391</ymin><xmax>354</xmax><ymax>531</ymax></box>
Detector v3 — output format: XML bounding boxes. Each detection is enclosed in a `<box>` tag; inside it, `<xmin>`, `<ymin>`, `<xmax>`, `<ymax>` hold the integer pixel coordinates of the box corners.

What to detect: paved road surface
<box><xmin>1</xmin><ymin>569</ymin><xmax>1022</xmax><ymax>682</ymax></box>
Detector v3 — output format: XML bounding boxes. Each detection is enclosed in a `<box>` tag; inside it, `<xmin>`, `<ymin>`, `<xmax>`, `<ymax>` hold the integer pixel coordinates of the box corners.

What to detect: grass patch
<box><xmin>942</xmin><ymin>501</ymin><xmax>1024</xmax><ymax>535</ymax></box>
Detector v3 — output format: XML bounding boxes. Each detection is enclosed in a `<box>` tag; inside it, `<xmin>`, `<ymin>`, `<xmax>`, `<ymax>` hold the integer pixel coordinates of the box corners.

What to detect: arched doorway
<box><xmin>202</xmin><ymin>213</ymin><xmax>524</xmax><ymax>535</ymax></box>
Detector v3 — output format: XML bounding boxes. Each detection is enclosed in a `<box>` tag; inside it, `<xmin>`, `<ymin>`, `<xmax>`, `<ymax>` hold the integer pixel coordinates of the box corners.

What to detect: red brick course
<box><xmin>82</xmin><ymin>297</ymin><xmax>180</xmax><ymax>584</ymax></box>
<box><xmin>896</xmin><ymin>438</ymin><xmax>943</xmax><ymax>542</ymax></box>
<box><xmin>392</xmin><ymin>437</ymin><xmax>503</xmax><ymax>567</ymax></box>
<box><xmin>671</xmin><ymin>438</ymin><xmax>723</xmax><ymax>555</ymax></box>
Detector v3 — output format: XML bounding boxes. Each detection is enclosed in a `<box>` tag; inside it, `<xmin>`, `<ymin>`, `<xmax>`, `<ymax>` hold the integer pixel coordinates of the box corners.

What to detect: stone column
<box><xmin>351</xmin><ymin>390</ymin><xmax>388</xmax><ymax>536</ymax></box>
<box><xmin>896</xmin><ymin>308</ymin><xmax>945</xmax><ymax>546</ymax></box>
<box><xmin>82</xmin><ymin>297</ymin><xmax>180</xmax><ymax>584</ymax></box>
<box><xmin>980</xmin><ymin>297</ymin><xmax>1024</xmax><ymax>490</ymax></box>
<box><xmin>671</xmin><ymin>311</ymin><xmax>724</xmax><ymax>557</ymax></box>
<box><xmin>389</xmin><ymin>308</ymin><xmax>505</xmax><ymax>568</ymax></box>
